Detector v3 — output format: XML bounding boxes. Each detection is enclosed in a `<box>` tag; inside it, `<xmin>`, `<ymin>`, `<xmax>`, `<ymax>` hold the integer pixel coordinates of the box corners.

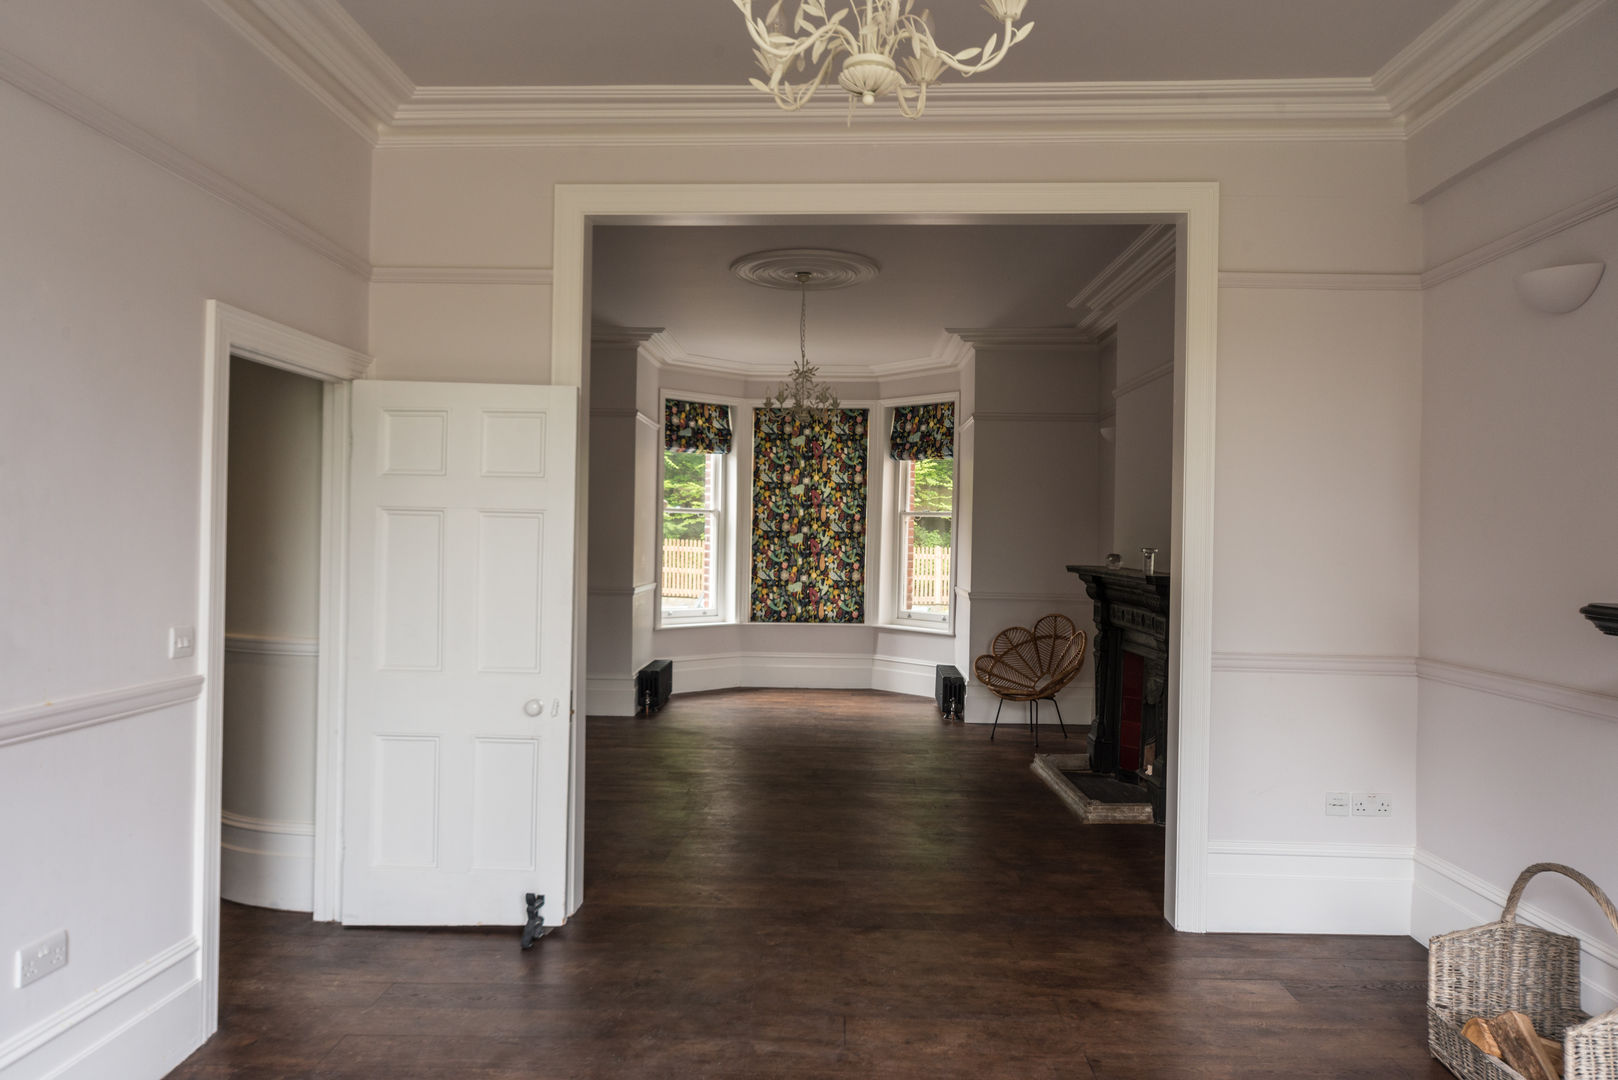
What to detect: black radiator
<box><xmin>636</xmin><ymin>659</ymin><xmax>673</xmax><ymax>716</ymax></box>
<box><xmin>935</xmin><ymin>664</ymin><xmax>965</xmax><ymax>720</ymax></box>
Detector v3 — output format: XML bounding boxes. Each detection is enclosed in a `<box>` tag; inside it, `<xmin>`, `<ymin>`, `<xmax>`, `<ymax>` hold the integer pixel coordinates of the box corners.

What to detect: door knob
<box><xmin>524</xmin><ymin>699</ymin><xmax>543</xmax><ymax>717</ymax></box>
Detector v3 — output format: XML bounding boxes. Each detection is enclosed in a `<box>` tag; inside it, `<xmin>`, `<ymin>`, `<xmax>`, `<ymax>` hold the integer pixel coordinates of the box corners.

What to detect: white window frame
<box><xmin>883</xmin><ymin>394</ymin><xmax>959</xmax><ymax>631</ymax></box>
<box><xmin>656</xmin><ymin>394</ymin><xmax>740</xmax><ymax>627</ymax></box>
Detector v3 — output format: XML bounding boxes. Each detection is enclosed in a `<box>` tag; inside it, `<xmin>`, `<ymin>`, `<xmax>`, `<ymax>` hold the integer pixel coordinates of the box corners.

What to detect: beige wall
<box><xmin>1414</xmin><ymin>95</ymin><xmax>1618</xmax><ymax>1012</ymax></box>
<box><xmin>0</xmin><ymin>0</ymin><xmax>369</xmax><ymax>1068</ymax></box>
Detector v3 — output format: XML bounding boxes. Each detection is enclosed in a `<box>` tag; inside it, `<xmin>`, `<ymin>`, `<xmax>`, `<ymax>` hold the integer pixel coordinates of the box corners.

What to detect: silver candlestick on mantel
<box><xmin>1141</xmin><ymin>548</ymin><xmax>1158</xmax><ymax>576</ymax></box>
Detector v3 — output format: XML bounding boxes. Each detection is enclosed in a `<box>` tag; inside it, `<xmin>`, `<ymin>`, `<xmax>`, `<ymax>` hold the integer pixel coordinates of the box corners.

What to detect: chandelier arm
<box><xmin>929</xmin><ymin>19</ymin><xmax>1033</xmax><ymax>78</ymax></box>
<box><xmin>757</xmin><ymin>56</ymin><xmax>837</xmax><ymax>112</ymax></box>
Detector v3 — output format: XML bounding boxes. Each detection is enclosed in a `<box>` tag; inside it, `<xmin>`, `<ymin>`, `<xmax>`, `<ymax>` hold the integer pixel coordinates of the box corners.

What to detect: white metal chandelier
<box><xmin>761</xmin><ymin>273</ymin><xmax>841</xmax><ymax>421</ymax></box>
<box><xmin>734</xmin><ymin>0</ymin><xmax>1035</xmax><ymax>119</ymax></box>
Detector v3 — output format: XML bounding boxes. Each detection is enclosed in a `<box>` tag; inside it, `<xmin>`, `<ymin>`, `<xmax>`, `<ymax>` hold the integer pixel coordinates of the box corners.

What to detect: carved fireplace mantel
<box><xmin>1067</xmin><ymin>565</ymin><xmax>1171</xmax><ymax>823</ymax></box>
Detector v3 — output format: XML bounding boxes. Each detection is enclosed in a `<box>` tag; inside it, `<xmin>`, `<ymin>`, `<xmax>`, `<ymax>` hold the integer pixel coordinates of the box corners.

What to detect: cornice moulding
<box><xmin>945</xmin><ymin>327</ymin><xmax>1098</xmax><ymax>351</ymax></box>
<box><xmin>1375</xmin><ymin>0</ymin><xmax>1600</xmax><ymax>127</ymax></box>
<box><xmin>1070</xmin><ymin>224</ymin><xmax>1177</xmax><ymax>334</ymax></box>
<box><xmin>373</xmin><ymin>266</ymin><xmax>554</xmax><ymax>286</ymax></box>
<box><xmin>212</xmin><ymin>0</ymin><xmax>1597</xmax><ymax>152</ymax></box>
<box><xmin>208</xmin><ymin>0</ymin><xmax>410</xmax><ymax>139</ymax></box>
<box><xmin>639</xmin><ymin>329</ymin><xmax>973</xmax><ymax>380</ymax></box>
<box><xmin>590</xmin><ymin>325</ymin><xmax>664</xmax><ymax>347</ymax></box>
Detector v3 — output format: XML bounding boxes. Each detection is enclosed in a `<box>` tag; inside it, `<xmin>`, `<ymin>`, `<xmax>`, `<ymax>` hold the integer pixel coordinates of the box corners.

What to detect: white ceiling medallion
<box><xmin>729</xmin><ymin>248</ymin><xmax>882</xmax><ymax>291</ymax></box>
<box><xmin>734</xmin><ymin>0</ymin><xmax>1034</xmax><ymax>120</ymax></box>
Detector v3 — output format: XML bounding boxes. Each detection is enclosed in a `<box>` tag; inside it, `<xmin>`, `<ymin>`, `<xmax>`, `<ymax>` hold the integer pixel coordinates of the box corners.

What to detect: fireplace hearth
<box><xmin>1067</xmin><ymin>564</ymin><xmax>1171</xmax><ymax>823</ymax></box>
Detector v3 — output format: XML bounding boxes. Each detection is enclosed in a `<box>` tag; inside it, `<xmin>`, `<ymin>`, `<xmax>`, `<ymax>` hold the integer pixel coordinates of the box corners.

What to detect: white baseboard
<box><xmin>585</xmin><ymin>676</ymin><xmax>639</xmax><ymax>717</ymax></box>
<box><xmin>659</xmin><ymin>652</ymin><xmax>938</xmax><ymax>698</ymax></box>
<box><xmin>220</xmin><ymin>812</ymin><xmax>314</xmax><ymax>912</ymax></box>
<box><xmin>1205</xmin><ymin>841</ymin><xmax>1415</xmax><ymax>934</ymax></box>
<box><xmin>1413</xmin><ymin>849</ymin><xmax>1618</xmax><ymax>1014</ymax></box>
<box><xmin>0</xmin><ymin>937</ymin><xmax>201</xmax><ymax>1080</ymax></box>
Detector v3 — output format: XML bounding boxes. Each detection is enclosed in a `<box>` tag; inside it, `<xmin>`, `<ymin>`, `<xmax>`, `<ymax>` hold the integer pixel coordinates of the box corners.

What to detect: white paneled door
<box><xmin>343</xmin><ymin>381</ymin><xmax>576</xmax><ymax>926</ymax></box>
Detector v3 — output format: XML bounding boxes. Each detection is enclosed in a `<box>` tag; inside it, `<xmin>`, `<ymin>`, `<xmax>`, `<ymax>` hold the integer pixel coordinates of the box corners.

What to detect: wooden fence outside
<box><xmin>662</xmin><ymin>539</ymin><xmax>950</xmax><ymax>607</ymax></box>
<box><xmin>662</xmin><ymin>537</ymin><xmax>707</xmax><ymax>599</ymax></box>
<box><xmin>908</xmin><ymin>545</ymin><xmax>951</xmax><ymax>608</ymax></box>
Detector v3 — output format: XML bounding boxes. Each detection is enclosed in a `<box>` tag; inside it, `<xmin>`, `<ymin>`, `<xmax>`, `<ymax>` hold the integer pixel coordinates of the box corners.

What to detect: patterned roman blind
<box><xmin>664</xmin><ymin>399</ymin><xmax>733</xmax><ymax>454</ymax></box>
<box><xmin>888</xmin><ymin>401</ymin><xmax>955</xmax><ymax>460</ymax></box>
<box><xmin>751</xmin><ymin>408</ymin><xmax>869</xmax><ymax>623</ymax></box>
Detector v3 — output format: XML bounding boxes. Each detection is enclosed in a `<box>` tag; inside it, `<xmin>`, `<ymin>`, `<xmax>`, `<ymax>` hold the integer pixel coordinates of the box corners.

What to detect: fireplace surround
<box><xmin>1068</xmin><ymin>564</ymin><xmax>1172</xmax><ymax>823</ymax></box>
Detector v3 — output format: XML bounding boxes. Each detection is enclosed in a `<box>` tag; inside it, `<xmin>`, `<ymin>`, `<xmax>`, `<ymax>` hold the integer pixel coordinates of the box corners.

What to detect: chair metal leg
<box><xmin>1049</xmin><ymin>697</ymin><xmax>1069</xmax><ymax>739</ymax></box>
<box><xmin>1029</xmin><ymin>700</ymin><xmax>1039</xmax><ymax>748</ymax></box>
<box><xmin>990</xmin><ymin>697</ymin><xmax>1004</xmax><ymax>741</ymax></box>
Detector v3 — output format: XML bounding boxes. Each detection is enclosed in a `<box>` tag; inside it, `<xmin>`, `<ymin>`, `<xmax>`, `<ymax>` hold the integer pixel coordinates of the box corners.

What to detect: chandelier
<box><xmin>761</xmin><ymin>273</ymin><xmax>841</xmax><ymax>422</ymax></box>
<box><xmin>734</xmin><ymin>0</ymin><xmax>1035</xmax><ymax>119</ymax></box>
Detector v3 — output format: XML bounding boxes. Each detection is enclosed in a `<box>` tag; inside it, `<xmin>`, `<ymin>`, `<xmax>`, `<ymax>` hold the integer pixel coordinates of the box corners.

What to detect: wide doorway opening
<box><xmin>557</xmin><ymin>182</ymin><xmax>1218</xmax><ymax>930</ymax></box>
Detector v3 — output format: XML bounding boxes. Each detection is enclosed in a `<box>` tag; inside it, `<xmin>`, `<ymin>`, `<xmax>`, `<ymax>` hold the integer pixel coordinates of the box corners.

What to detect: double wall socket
<box><xmin>1326</xmin><ymin>792</ymin><xmax>1393</xmax><ymax>817</ymax></box>
<box><xmin>16</xmin><ymin>930</ymin><xmax>68</xmax><ymax>988</ymax></box>
<box><xmin>1352</xmin><ymin>792</ymin><xmax>1393</xmax><ymax>818</ymax></box>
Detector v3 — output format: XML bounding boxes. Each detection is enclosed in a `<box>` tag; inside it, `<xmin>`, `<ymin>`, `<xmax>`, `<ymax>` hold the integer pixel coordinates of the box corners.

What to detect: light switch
<box><xmin>169</xmin><ymin>626</ymin><xmax>195</xmax><ymax>659</ymax></box>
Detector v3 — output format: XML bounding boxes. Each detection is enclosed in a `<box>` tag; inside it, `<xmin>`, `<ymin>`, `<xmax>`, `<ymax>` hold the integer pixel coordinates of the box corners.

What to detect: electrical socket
<box><xmin>1351</xmin><ymin>792</ymin><xmax>1393</xmax><ymax>818</ymax></box>
<box><xmin>1325</xmin><ymin>792</ymin><xmax>1350</xmax><ymax>817</ymax></box>
<box><xmin>16</xmin><ymin>930</ymin><xmax>68</xmax><ymax>988</ymax></box>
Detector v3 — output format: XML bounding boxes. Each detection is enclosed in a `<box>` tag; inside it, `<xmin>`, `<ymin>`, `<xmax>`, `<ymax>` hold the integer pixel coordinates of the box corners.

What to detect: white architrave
<box><xmin>550</xmin><ymin>181</ymin><xmax>1220</xmax><ymax>933</ymax></box>
<box><xmin>198</xmin><ymin>301</ymin><xmax>371</xmax><ymax>1035</ymax></box>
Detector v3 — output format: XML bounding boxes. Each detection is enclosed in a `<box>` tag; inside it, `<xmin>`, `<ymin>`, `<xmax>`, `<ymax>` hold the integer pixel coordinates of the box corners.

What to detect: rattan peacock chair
<box><xmin>973</xmin><ymin>614</ymin><xmax>1088</xmax><ymax>746</ymax></box>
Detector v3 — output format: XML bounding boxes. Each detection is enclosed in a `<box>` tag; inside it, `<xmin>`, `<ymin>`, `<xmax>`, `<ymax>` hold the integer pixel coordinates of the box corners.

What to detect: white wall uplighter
<box><xmin>1514</xmin><ymin>261</ymin><xmax>1605</xmax><ymax>314</ymax></box>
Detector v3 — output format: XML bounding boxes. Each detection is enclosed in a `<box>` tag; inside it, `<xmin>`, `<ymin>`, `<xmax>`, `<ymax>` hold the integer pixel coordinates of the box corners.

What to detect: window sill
<box><xmin>880</xmin><ymin>621</ymin><xmax>954</xmax><ymax>637</ymax></box>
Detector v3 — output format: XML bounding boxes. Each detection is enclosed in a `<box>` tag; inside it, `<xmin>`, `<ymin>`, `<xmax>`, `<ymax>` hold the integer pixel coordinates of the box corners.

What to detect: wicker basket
<box><xmin>1428</xmin><ymin>862</ymin><xmax>1618</xmax><ymax>1079</ymax></box>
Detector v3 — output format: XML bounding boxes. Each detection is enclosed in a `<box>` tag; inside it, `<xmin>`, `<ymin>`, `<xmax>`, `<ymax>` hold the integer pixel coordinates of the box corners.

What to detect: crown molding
<box><xmin>1219</xmin><ymin>271</ymin><xmax>1425</xmax><ymax>291</ymax></box>
<box><xmin>637</xmin><ymin>329</ymin><xmax>972</xmax><ymax>381</ymax></box>
<box><xmin>210</xmin><ymin>0</ymin><xmax>1601</xmax><ymax>151</ymax></box>
<box><xmin>0</xmin><ymin>43</ymin><xmax>370</xmax><ymax>279</ymax></box>
<box><xmin>945</xmin><ymin>327</ymin><xmax>1098</xmax><ymax>351</ymax></box>
<box><xmin>205</xmin><ymin>0</ymin><xmax>410</xmax><ymax>141</ymax></box>
<box><xmin>372</xmin><ymin>266</ymin><xmax>554</xmax><ymax>285</ymax></box>
<box><xmin>383</xmin><ymin>79</ymin><xmax>1396</xmax><ymax>143</ymax></box>
<box><xmin>1070</xmin><ymin>224</ymin><xmax>1177</xmax><ymax>334</ymax></box>
<box><xmin>1374</xmin><ymin>0</ymin><xmax>1601</xmax><ymax>128</ymax></box>
<box><xmin>591</xmin><ymin>324</ymin><xmax>664</xmax><ymax>347</ymax></box>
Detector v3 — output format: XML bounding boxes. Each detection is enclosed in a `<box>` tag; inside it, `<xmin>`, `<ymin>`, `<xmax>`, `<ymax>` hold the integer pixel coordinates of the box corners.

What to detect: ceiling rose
<box><xmin>729</xmin><ymin>248</ymin><xmax>881</xmax><ymax>291</ymax></box>
<box><xmin>734</xmin><ymin>0</ymin><xmax>1035</xmax><ymax>120</ymax></box>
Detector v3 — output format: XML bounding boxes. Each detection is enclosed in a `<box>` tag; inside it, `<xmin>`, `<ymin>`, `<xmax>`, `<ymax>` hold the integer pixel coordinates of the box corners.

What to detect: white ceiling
<box><xmin>336</xmin><ymin>0</ymin><xmax>1455</xmax><ymax>88</ymax></box>
<box><xmin>591</xmin><ymin>223</ymin><xmax>1143</xmax><ymax>371</ymax></box>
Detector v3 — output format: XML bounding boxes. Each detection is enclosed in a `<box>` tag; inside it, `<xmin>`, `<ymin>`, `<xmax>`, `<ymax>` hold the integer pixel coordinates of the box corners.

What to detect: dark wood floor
<box><xmin>173</xmin><ymin>688</ymin><xmax>1449</xmax><ymax>1079</ymax></box>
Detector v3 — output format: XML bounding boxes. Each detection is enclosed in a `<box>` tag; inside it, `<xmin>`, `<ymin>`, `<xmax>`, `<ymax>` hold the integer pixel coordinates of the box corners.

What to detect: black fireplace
<box><xmin>1067</xmin><ymin>565</ymin><xmax>1171</xmax><ymax>823</ymax></box>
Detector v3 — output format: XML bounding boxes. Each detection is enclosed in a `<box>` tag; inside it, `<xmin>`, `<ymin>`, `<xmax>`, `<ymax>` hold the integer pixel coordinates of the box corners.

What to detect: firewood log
<box><xmin>1462</xmin><ymin>1017</ymin><xmax>1502</xmax><ymax>1057</ymax></box>
<box><xmin>1484</xmin><ymin>1011</ymin><xmax>1560</xmax><ymax>1080</ymax></box>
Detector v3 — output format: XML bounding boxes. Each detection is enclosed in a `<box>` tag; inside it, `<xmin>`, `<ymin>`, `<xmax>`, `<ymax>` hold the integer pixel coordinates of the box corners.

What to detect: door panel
<box><xmin>343</xmin><ymin>381</ymin><xmax>576</xmax><ymax>926</ymax></box>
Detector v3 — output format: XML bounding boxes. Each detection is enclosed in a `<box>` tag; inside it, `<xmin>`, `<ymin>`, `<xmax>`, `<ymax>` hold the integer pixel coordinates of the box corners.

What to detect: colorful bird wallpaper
<box><xmin>751</xmin><ymin>408</ymin><xmax>868</xmax><ymax>623</ymax></box>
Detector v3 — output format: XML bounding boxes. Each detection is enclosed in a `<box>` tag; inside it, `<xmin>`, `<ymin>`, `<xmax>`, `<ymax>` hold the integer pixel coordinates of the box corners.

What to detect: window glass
<box><xmin>899</xmin><ymin>454</ymin><xmax>954</xmax><ymax>620</ymax></box>
<box><xmin>662</xmin><ymin>450</ymin><xmax>720</xmax><ymax>619</ymax></box>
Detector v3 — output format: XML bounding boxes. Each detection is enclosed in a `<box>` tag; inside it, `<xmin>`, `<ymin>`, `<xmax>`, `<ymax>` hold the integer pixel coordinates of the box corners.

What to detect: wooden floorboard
<box><xmin>172</xmin><ymin>688</ymin><xmax>1451</xmax><ymax>1079</ymax></box>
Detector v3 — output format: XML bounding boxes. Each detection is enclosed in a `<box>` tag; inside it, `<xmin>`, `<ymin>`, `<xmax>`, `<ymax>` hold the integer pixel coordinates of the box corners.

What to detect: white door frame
<box><xmin>551</xmin><ymin>181</ymin><xmax>1220</xmax><ymax>931</ymax></box>
<box><xmin>196</xmin><ymin>301</ymin><xmax>371</xmax><ymax>1033</ymax></box>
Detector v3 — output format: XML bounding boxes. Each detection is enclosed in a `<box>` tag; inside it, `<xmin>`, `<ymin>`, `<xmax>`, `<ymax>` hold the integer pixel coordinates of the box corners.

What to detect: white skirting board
<box><xmin>220</xmin><ymin>813</ymin><xmax>314</xmax><ymax>913</ymax></box>
<box><xmin>1412</xmin><ymin>849</ymin><xmax>1618</xmax><ymax>1015</ymax></box>
<box><xmin>1205</xmin><ymin>841</ymin><xmax>1415</xmax><ymax>935</ymax></box>
<box><xmin>0</xmin><ymin>937</ymin><xmax>201</xmax><ymax>1080</ymax></box>
<box><xmin>587</xmin><ymin>653</ymin><xmax>939</xmax><ymax>715</ymax></box>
